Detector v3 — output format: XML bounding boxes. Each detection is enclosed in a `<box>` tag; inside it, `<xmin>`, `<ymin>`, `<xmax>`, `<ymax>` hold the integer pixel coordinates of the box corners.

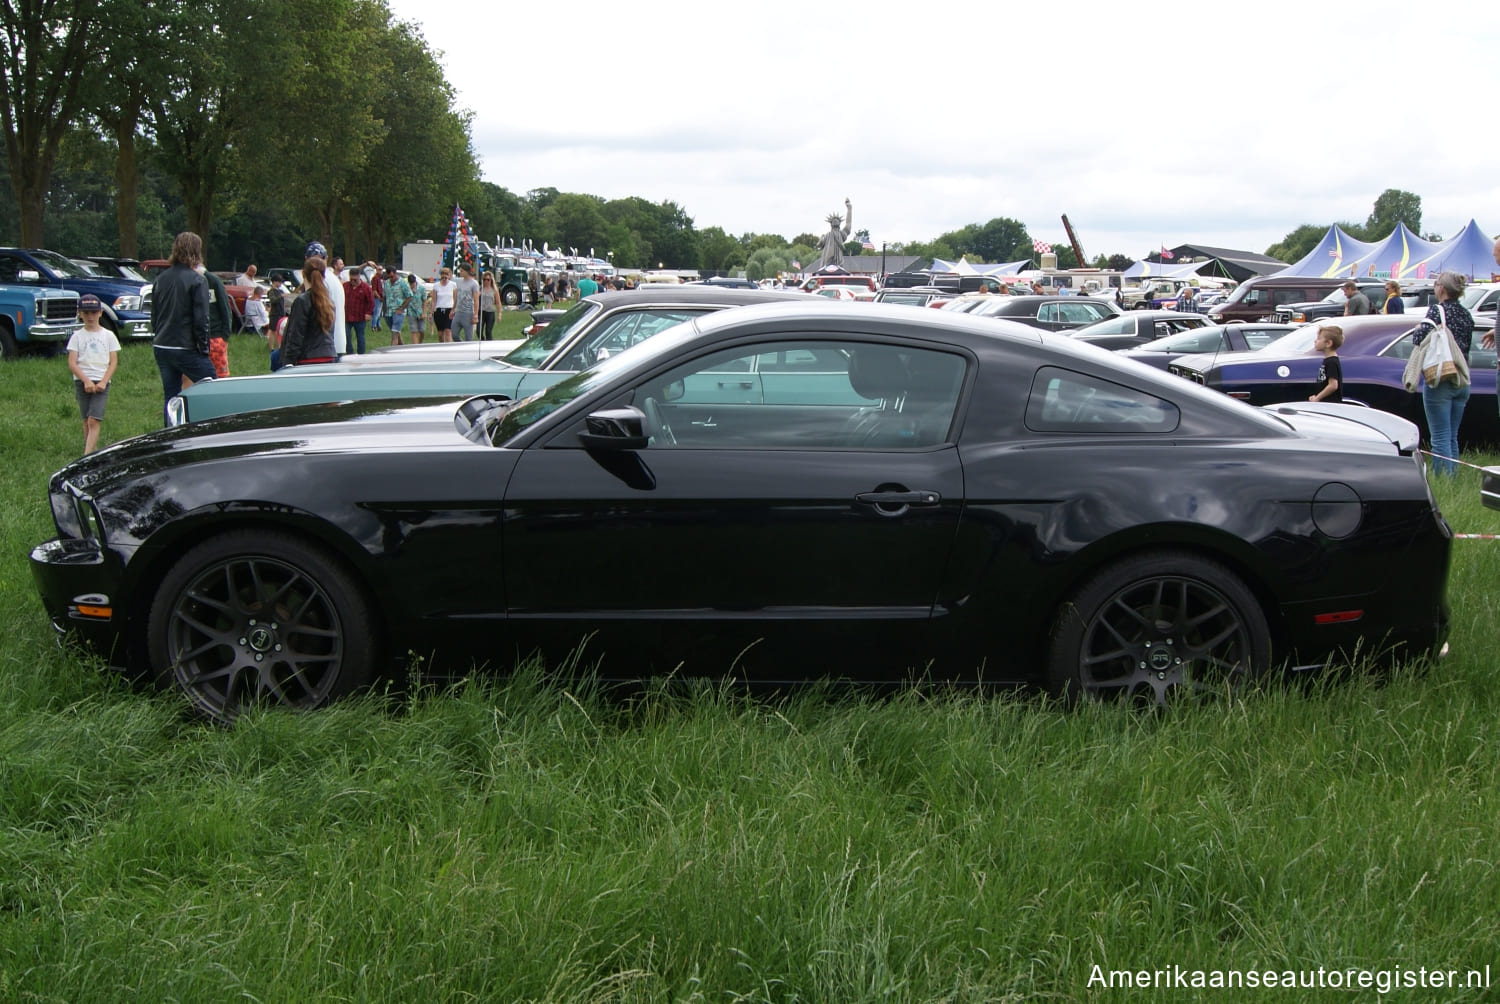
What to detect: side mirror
<box><xmin>17</xmin><ymin>269</ymin><xmax>41</xmax><ymax>282</ymax></box>
<box><xmin>578</xmin><ymin>406</ymin><xmax>649</xmax><ymax>451</ymax></box>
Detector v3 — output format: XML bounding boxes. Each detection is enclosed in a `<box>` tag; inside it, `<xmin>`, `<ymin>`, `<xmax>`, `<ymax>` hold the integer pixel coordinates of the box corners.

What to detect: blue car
<box><xmin>1169</xmin><ymin>314</ymin><xmax>1498</xmax><ymax>444</ymax></box>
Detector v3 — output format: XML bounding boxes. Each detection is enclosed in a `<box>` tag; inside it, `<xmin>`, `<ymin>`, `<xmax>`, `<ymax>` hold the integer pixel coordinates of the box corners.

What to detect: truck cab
<box><xmin>0</xmin><ymin>284</ymin><xmax>82</xmax><ymax>359</ymax></box>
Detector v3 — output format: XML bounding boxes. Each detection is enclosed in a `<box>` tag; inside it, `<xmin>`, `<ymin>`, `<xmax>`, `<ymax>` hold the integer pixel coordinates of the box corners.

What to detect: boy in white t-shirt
<box><xmin>66</xmin><ymin>294</ymin><xmax>121</xmax><ymax>454</ymax></box>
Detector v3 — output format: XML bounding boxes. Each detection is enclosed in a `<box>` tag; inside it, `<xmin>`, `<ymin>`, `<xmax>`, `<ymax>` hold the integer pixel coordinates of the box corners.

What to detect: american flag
<box><xmin>861</xmin><ymin>238</ymin><xmax>876</xmax><ymax>251</ymax></box>
<box><xmin>1159</xmin><ymin>245</ymin><xmax>1175</xmax><ymax>260</ymax></box>
<box><xmin>1033</xmin><ymin>239</ymin><xmax>1052</xmax><ymax>254</ymax></box>
<box><xmin>1329</xmin><ymin>247</ymin><xmax>1339</xmax><ymax>256</ymax></box>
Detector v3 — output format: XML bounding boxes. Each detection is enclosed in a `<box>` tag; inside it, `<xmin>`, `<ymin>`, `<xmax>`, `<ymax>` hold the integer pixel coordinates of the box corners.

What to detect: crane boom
<box><xmin>1060</xmin><ymin>214</ymin><xmax>1087</xmax><ymax>264</ymax></box>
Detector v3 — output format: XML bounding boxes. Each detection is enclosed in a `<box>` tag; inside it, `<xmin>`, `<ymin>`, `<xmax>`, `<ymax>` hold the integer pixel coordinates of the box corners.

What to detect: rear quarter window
<box><xmin>1026</xmin><ymin>366</ymin><xmax>1180</xmax><ymax>433</ymax></box>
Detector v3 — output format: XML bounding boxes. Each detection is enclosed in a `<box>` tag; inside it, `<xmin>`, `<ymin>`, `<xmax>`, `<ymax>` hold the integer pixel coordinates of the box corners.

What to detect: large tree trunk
<box><xmin>113</xmin><ymin>122</ymin><xmax>140</xmax><ymax>257</ymax></box>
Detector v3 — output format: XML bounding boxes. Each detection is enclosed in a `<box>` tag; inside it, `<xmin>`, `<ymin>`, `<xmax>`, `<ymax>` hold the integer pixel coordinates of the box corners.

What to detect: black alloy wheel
<box><xmin>1049</xmin><ymin>551</ymin><xmax>1271</xmax><ymax>706</ymax></box>
<box><xmin>147</xmin><ymin>530</ymin><xmax>376</xmax><ymax>722</ymax></box>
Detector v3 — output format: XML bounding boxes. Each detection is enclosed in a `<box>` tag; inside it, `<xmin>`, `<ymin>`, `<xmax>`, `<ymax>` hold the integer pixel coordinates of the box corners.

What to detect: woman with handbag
<box><xmin>1412</xmin><ymin>271</ymin><xmax>1475</xmax><ymax>476</ymax></box>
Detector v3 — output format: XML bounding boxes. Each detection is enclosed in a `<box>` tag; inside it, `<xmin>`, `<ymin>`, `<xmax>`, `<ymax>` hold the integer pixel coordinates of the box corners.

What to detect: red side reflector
<box><xmin>1228</xmin><ymin>391</ymin><xmax>1252</xmax><ymax>401</ymax></box>
<box><xmin>1314</xmin><ymin>610</ymin><xmax>1363</xmax><ymax>625</ymax></box>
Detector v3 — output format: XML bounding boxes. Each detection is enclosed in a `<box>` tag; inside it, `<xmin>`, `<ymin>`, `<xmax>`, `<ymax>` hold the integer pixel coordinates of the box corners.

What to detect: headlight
<box><xmin>113</xmin><ymin>294</ymin><xmax>142</xmax><ymax>310</ymax></box>
<box><xmin>52</xmin><ymin>481</ymin><xmax>104</xmax><ymax>541</ymax></box>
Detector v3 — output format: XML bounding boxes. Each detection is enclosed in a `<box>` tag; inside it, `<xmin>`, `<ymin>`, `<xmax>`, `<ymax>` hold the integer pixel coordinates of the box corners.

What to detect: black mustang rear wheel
<box><xmin>1049</xmin><ymin>551</ymin><xmax>1270</xmax><ymax>706</ymax></box>
<box><xmin>147</xmin><ymin>530</ymin><xmax>376</xmax><ymax>723</ymax></box>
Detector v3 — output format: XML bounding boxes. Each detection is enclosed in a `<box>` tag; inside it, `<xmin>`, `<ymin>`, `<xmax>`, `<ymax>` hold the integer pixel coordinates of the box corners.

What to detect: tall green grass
<box><xmin>2</xmin><ymin>329</ymin><xmax>1498</xmax><ymax>1001</ymax></box>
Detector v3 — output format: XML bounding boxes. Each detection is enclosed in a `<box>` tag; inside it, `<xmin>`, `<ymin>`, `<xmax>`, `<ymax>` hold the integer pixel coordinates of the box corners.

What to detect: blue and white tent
<box><xmin>1121</xmin><ymin>260</ymin><xmax>1208</xmax><ymax>280</ymax></box>
<box><xmin>1274</xmin><ymin>225</ymin><xmax>1376</xmax><ymax>278</ymax></box>
<box><xmin>1408</xmin><ymin>220</ymin><xmax>1497</xmax><ymax>280</ymax></box>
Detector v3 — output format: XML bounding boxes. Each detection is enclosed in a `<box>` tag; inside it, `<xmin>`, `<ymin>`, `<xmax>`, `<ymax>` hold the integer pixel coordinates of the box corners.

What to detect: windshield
<box><xmin>30</xmin><ymin>248</ymin><xmax>93</xmax><ymax>278</ymax></box>
<box><xmin>1319</xmin><ymin>289</ymin><xmax>1349</xmax><ymax>304</ymax></box>
<box><xmin>115</xmin><ymin>264</ymin><xmax>149</xmax><ymax>282</ymax></box>
<box><xmin>1460</xmin><ymin>286</ymin><xmax>1493</xmax><ymax>309</ymax></box>
<box><xmin>491</xmin><ymin>320</ymin><xmax>708</xmax><ymax>442</ymax></box>
<box><xmin>501</xmin><ymin>299</ymin><xmax>602</xmax><ymax>367</ymax></box>
<box><xmin>1257</xmin><ymin>322</ymin><xmax>1327</xmax><ymax>355</ymax></box>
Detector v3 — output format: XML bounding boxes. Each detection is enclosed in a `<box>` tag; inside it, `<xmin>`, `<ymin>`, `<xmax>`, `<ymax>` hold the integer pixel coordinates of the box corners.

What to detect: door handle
<box><xmin>855</xmin><ymin>490</ymin><xmax>942</xmax><ymax>517</ymax></box>
<box><xmin>717</xmin><ymin>381</ymin><xmax>753</xmax><ymax>390</ymax></box>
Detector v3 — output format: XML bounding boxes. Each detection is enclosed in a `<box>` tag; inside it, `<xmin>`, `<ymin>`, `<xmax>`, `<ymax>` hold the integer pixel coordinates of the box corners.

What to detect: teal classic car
<box><xmin>169</xmin><ymin>286</ymin><xmax>813</xmax><ymax>425</ymax></box>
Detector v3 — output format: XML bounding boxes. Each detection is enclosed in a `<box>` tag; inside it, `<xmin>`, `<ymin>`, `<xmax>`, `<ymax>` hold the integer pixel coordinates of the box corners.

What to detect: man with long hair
<box><xmin>150</xmin><ymin>231</ymin><xmax>213</xmax><ymax>426</ymax></box>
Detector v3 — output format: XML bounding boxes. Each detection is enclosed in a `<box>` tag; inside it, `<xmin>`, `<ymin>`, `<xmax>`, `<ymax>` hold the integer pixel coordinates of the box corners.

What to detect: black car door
<box><xmin>500</xmin><ymin>337</ymin><xmax>970</xmax><ymax>682</ymax></box>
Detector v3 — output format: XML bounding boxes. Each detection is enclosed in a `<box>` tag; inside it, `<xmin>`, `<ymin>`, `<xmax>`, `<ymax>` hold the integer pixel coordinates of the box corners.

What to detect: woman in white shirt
<box><xmin>429</xmin><ymin>267</ymin><xmax>456</xmax><ymax>343</ymax></box>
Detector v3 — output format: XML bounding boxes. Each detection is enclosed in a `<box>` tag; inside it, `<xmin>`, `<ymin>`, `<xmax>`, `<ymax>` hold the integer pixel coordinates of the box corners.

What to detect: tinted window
<box><xmin>1026</xmin><ymin>367</ymin><xmax>1179</xmax><ymax>433</ymax></box>
<box><xmin>640</xmin><ymin>341</ymin><xmax>966</xmax><ymax>449</ymax></box>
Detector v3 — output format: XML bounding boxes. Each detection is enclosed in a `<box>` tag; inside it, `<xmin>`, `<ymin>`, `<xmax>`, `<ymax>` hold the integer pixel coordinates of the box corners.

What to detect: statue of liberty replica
<box><xmin>816</xmin><ymin>198</ymin><xmax>853</xmax><ymax>269</ymax></box>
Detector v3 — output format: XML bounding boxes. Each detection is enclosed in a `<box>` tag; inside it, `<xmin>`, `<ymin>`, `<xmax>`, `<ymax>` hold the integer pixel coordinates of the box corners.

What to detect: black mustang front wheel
<box><xmin>147</xmin><ymin>530</ymin><xmax>377</xmax><ymax>723</ymax></box>
<box><xmin>1049</xmin><ymin>551</ymin><xmax>1271</xmax><ymax>706</ymax></box>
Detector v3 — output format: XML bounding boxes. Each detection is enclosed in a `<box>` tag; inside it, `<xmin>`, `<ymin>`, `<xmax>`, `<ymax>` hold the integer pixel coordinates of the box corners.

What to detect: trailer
<box><xmin>401</xmin><ymin>241</ymin><xmax>445</xmax><ymax>281</ymax></box>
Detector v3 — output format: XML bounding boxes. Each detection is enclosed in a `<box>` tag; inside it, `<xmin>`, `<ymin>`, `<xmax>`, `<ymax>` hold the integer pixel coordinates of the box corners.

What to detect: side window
<box><xmin>1037</xmin><ymin>303</ymin><xmax>1061</xmax><ymax>324</ymax></box>
<box><xmin>1026</xmin><ymin>366</ymin><xmax>1180</xmax><ymax>433</ymax></box>
<box><xmin>0</xmin><ymin>255</ymin><xmax>22</xmax><ymax>283</ymax></box>
<box><xmin>1242</xmin><ymin>288</ymin><xmax>1265</xmax><ymax>305</ymax></box>
<box><xmin>1272</xmin><ymin>289</ymin><xmax>1307</xmax><ymax>306</ymax></box>
<box><xmin>1470</xmin><ymin>343</ymin><xmax>1498</xmax><ymax>370</ymax></box>
<box><xmin>639</xmin><ymin>341</ymin><xmax>967</xmax><ymax>449</ymax></box>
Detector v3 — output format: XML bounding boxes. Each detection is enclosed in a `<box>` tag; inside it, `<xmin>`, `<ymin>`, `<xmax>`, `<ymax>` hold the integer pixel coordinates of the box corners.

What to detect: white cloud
<box><xmin>386</xmin><ymin>0</ymin><xmax>1499</xmax><ymax>259</ymax></box>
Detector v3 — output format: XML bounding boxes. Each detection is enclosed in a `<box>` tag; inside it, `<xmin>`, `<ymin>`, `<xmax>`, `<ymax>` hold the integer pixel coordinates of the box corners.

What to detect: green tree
<box><xmin>1365</xmin><ymin>188</ymin><xmax>1421</xmax><ymax>237</ymax></box>
<box><xmin>147</xmin><ymin>0</ymin><xmax>287</xmax><ymax>250</ymax></box>
<box><xmin>0</xmin><ymin>0</ymin><xmax>104</xmax><ymax>244</ymax></box>
<box><xmin>697</xmin><ymin>226</ymin><xmax>741</xmax><ymax>273</ymax></box>
<box><xmin>746</xmin><ymin>247</ymin><xmax>790</xmax><ymax>281</ymax></box>
<box><xmin>968</xmin><ymin>217</ymin><xmax>1032</xmax><ymax>262</ymax></box>
<box><xmin>1265</xmin><ymin>223</ymin><xmax>1335</xmax><ymax>262</ymax></box>
<box><xmin>541</xmin><ymin>193</ymin><xmax>607</xmax><ymax>256</ymax></box>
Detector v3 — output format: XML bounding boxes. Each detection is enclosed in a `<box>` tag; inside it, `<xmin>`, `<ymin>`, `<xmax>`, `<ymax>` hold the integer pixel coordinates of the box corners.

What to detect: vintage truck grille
<box><xmin>42</xmin><ymin>296</ymin><xmax>81</xmax><ymax>321</ymax></box>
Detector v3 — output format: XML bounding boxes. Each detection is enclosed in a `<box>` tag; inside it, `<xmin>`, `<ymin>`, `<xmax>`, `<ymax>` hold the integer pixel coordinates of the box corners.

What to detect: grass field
<box><xmin>3</xmin><ymin>321</ymin><xmax>1499</xmax><ymax>1001</ymax></box>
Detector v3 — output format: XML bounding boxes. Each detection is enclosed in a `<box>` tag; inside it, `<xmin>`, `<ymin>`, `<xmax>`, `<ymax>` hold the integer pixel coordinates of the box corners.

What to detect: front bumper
<box><xmin>115</xmin><ymin>312</ymin><xmax>153</xmax><ymax>340</ymax></box>
<box><xmin>24</xmin><ymin>320</ymin><xmax>83</xmax><ymax>343</ymax></box>
<box><xmin>30</xmin><ymin>537</ymin><xmax>131</xmax><ymax>668</ymax></box>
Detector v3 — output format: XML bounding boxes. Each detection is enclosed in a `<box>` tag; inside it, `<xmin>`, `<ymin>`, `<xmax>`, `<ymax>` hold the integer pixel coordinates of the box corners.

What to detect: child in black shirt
<box><xmin>1310</xmin><ymin>325</ymin><xmax>1343</xmax><ymax>403</ymax></box>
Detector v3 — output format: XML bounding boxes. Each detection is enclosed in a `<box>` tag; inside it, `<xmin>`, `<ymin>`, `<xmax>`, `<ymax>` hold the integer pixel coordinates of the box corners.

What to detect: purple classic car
<box><xmin>1169</xmin><ymin>314</ymin><xmax>1499</xmax><ymax>445</ymax></box>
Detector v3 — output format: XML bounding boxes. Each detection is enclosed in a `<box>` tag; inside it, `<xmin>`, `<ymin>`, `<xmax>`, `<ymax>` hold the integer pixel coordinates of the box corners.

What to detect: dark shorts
<box><xmin>433</xmin><ymin>307</ymin><xmax>453</xmax><ymax>331</ymax></box>
<box><xmin>74</xmin><ymin>380</ymin><xmax>110</xmax><ymax>421</ymax></box>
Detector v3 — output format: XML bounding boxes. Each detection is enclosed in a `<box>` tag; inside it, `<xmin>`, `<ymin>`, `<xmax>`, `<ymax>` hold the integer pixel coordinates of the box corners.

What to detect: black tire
<box><xmin>0</xmin><ymin>320</ymin><xmax>18</xmax><ymax>361</ymax></box>
<box><xmin>147</xmin><ymin>529</ymin><xmax>378</xmax><ymax>722</ymax></box>
<box><xmin>502</xmin><ymin>286</ymin><xmax>521</xmax><ymax>306</ymax></box>
<box><xmin>1048</xmin><ymin>551</ymin><xmax>1270</xmax><ymax>706</ymax></box>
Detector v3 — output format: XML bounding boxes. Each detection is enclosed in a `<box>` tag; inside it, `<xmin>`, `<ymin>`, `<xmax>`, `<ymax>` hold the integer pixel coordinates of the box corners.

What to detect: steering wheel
<box><xmin>643</xmin><ymin>397</ymin><xmax>676</xmax><ymax>447</ymax></box>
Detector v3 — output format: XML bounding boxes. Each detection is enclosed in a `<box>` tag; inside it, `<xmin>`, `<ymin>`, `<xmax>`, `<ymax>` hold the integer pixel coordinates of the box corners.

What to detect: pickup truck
<box><xmin>0</xmin><ymin>247</ymin><xmax>152</xmax><ymax>340</ymax></box>
<box><xmin>0</xmin><ymin>284</ymin><xmax>82</xmax><ymax>360</ymax></box>
<box><xmin>1121</xmin><ymin>280</ymin><xmax>1186</xmax><ymax>309</ymax></box>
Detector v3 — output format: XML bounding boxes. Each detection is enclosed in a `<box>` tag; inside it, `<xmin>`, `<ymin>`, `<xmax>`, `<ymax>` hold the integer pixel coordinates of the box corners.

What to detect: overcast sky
<box><xmin>384</xmin><ymin>0</ymin><xmax>1498</xmax><ymax>261</ymax></box>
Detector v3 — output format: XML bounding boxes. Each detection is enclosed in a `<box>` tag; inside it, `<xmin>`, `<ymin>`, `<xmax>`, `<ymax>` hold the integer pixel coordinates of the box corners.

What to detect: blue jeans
<box><xmin>154</xmin><ymin>346</ymin><xmax>217</xmax><ymax>426</ymax></box>
<box><xmin>347</xmin><ymin>320</ymin><xmax>367</xmax><ymax>354</ymax></box>
<box><xmin>371</xmin><ymin>299</ymin><xmax>383</xmax><ymax>330</ymax></box>
<box><xmin>1422</xmin><ymin>378</ymin><xmax>1470</xmax><ymax>476</ymax></box>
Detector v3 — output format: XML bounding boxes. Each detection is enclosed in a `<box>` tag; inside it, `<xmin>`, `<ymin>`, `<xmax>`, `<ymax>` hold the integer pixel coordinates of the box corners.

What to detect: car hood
<box><xmin>62</xmin><ymin>396</ymin><xmax>484</xmax><ymax>493</ymax></box>
<box><xmin>1259</xmin><ymin>401</ymin><xmax>1420</xmax><ymax>453</ymax></box>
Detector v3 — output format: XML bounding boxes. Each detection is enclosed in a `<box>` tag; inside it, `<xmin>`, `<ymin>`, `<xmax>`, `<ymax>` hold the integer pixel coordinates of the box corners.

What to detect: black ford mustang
<box><xmin>32</xmin><ymin>302</ymin><xmax>1452</xmax><ymax>721</ymax></box>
